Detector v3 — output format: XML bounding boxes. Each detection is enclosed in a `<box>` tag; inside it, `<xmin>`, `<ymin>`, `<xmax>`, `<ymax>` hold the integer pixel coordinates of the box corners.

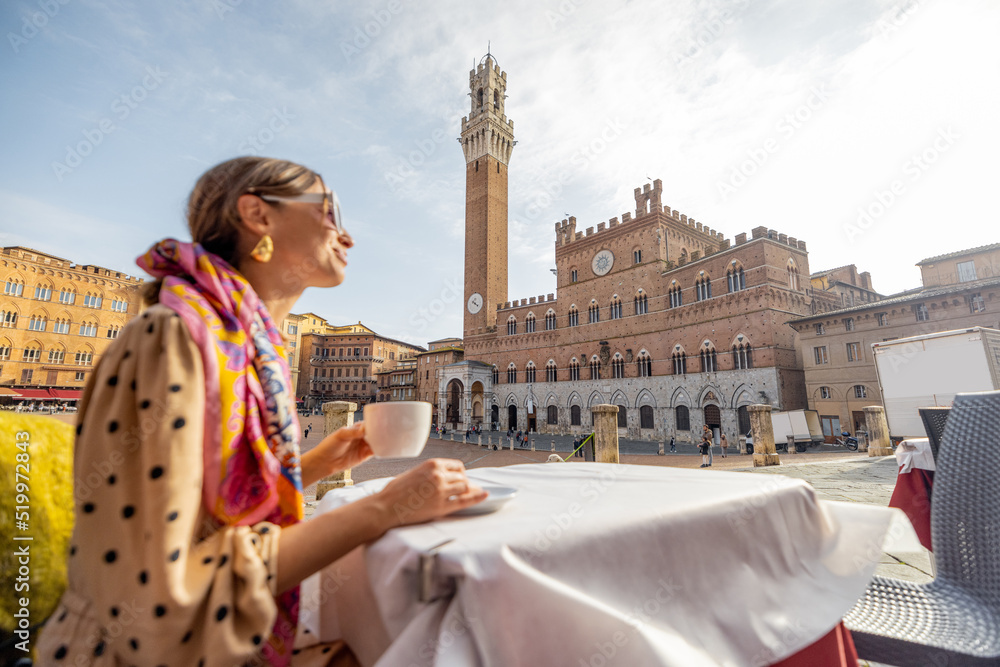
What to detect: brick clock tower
<box><xmin>461</xmin><ymin>53</ymin><xmax>514</xmax><ymax>336</ymax></box>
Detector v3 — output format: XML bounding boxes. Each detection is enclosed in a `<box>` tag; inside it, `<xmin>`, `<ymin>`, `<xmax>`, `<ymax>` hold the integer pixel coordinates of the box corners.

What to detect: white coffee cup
<box><xmin>363</xmin><ymin>401</ymin><xmax>432</xmax><ymax>457</ymax></box>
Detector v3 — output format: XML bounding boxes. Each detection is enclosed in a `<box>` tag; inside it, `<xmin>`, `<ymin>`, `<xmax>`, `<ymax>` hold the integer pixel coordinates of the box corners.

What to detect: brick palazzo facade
<box><xmin>440</xmin><ymin>55</ymin><xmax>843</xmax><ymax>442</ymax></box>
<box><xmin>0</xmin><ymin>246</ymin><xmax>144</xmax><ymax>403</ymax></box>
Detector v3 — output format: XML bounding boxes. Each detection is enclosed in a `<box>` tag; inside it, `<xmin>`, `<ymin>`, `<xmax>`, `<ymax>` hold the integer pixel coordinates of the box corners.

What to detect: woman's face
<box><xmin>265</xmin><ymin>179</ymin><xmax>354</xmax><ymax>291</ymax></box>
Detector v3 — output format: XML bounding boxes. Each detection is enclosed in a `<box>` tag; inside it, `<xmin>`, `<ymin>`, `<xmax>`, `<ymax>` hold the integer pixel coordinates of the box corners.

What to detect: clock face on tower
<box><xmin>467</xmin><ymin>292</ymin><xmax>483</xmax><ymax>314</ymax></box>
<box><xmin>592</xmin><ymin>250</ymin><xmax>614</xmax><ymax>276</ymax></box>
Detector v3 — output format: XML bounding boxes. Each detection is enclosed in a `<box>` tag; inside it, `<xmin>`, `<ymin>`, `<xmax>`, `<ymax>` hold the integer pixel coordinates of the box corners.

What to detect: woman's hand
<box><xmin>300</xmin><ymin>422</ymin><xmax>373</xmax><ymax>487</ymax></box>
<box><xmin>371</xmin><ymin>459</ymin><xmax>488</xmax><ymax>528</ymax></box>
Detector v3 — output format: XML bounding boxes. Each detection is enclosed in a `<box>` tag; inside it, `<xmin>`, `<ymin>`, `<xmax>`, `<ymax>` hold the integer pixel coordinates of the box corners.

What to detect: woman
<box><xmin>699</xmin><ymin>434</ymin><xmax>711</xmax><ymax>467</ymax></box>
<box><xmin>720</xmin><ymin>432</ymin><xmax>729</xmax><ymax>458</ymax></box>
<box><xmin>37</xmin><ymin>157</ymin><xmax>486</xmax><ymax>667</ymax></box>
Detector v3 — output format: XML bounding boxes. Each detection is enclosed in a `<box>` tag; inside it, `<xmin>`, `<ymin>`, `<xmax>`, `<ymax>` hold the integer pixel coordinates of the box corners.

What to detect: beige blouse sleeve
<box><xmin>53</xmin><ymin>305</ymin><xmax>281</xmax><ymax>666</ymax></box>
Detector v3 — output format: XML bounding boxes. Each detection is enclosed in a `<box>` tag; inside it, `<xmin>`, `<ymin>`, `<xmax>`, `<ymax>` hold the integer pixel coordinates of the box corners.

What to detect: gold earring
<box><xmin>250</xmin><ymin>234</ymin><xmax>273</xmax><ymax>263</ymax></box>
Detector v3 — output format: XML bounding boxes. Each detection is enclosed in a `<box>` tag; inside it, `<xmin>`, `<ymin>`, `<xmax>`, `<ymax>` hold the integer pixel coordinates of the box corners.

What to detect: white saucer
<box><xmin>450</xmin><ymin>484</ymin><xmax>518</xmax><ymax>516</ymax></box>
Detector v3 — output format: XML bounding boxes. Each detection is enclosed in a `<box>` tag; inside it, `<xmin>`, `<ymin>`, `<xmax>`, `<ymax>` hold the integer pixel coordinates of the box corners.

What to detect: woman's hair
<box><xmin>143</xmin><ymin>156</ymin><xmax>320</xmax><ymax>305</ymax></box>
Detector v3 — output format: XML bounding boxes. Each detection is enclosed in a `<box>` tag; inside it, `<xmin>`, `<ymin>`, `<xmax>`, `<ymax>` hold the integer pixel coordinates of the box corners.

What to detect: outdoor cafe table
<box><xmin>299</xmin><ymin>462</ymin><xmax>911</xmax><ymax>666</ymax></box>
<box><xmin>888</xmin><ymin>437</ymin><xmax>936</xmax><ymax>551</ymax></box>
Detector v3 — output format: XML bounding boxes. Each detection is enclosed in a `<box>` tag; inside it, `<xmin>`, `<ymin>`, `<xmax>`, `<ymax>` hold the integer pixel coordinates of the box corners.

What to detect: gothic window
<box><xmin>675</xmin><ymin>406</ymin><xmax>691</xmax><ymax>431</ymax></box>
<box><xmin>727</xmin><ymin>267</ymin><xmax>746</xmax><ymax>292</ymax></box>
<box><xmin>507</xmin><ymin>317</ymin><xmax>517</xmax><ymax>335</ymax></box>
<box><xmin>611</xmin><ymin>355</ymin><xmax>625</xmax><ymax>379</ymax></box>
<box><xmin>568</xmin><ymin>307</ymin><xmax>579</xmax><ymax>327</ymax></box>
<box><xmin>525</xmin><ymin>314</ymin><xmax>536</xmax><ymax>333</ymax></box>
<box><xmin>695</xmin><ymin>276</ymin><xmax>712</xmax><ymax>301</ymax></box>
<box><xmin>633</xmin><ymin>250</ymin><xmax>642</xmax><ymax>264</ymax></box>
<box><xmin>507</xmin><ymin>365</ymin><xmax>517</xmax><ymax>384</ymax></box>
<box><xmin>492</xmin><ymin>365</ymin><xmax>499</xmax><ymax>385</ymax></box>
<box><xmin>640</xmin><ymin>405</ymin><xmax>654</xmax><ymax>429</ymax></box>
<box><xmin>27</xmin><ymin>315</ymin><xmax>47</xmax><ymax>332</ymax></box>
<box><xmin>732</xmin><ymin>343</ymin><xmax>753</xmax><ymax>370</ymax></box>
<box><xmin>546</xmin><ymin>361</ymin><xmax>557</xmax><ymax>382</ymax></box>
<box><xmin>634</xmin><ymin>292</ymin><xmax>648</xmax><ymax>315</ymax></box>
<box><xmin>700</xmin><ymin>346</ymin><xmax>718</xmax><ymax>372</ymax></box>
<box><xmin>672</xmin><ymin>352</ymin><xmax>687</xmax><ymax>375</ymax></box>
<box><xmin>547</xmin><ymin>405</ymin><xmax>558</xmax><ymax>424</ymax></box>
<box><xmin>22</xmin><ymin>344</ymin><xmax>41</xmax><ymax>363</ymax></box>
<box><xmin>569</xmin><ymin>359</ymin><xmax>580</xmax><ymax>381</ymax></box>
<box><xmin>588</xmin><ymin>303</ymin><xmax>600</xmax><ymax>324</ymax></box>
<box><xmin>52</xmin><ymin>317</ymin><xmax>70</xmax><ymax>334</ymax></box>
<box><xmin>79</xmin><ymin>320</ymin><xmax>98</xmax><ymax>337</ymax></box>
<box><xmin>1</xmin><ymin>310</ymin><xmax>18</xmax><ymax>328</ymax></box>
<box><xmin>610</xmin><ymin>298</ymin><xmax>623</xmax><ymax>320</ymax></box>
<box><xmin>571</xmin><ymin>270</ymin><xmax>578</xmax><ymax>283</ymax></box>
<box><xmin>617</xmin><ymin>406</ymin><xmax>627</xmax><ymax>428</ymax></box>
<box><xmin>571</xmin><ymin>405</ymin><xmax>582</xmax><ymax>426</ymax></box>
<box><xmin>545</xmin><ymin>310</ymin><xmax>556</xmax><ymax>330</ymax></box>
<box><xmin>525</xmin><ymin>363</ymin><xmax>536</xmax><ymax>384</ymax></box>
<box><xmin>787</xmin><ymin>262</ymin><xmax>801</xmax><ymax>291</ymax></box>
<box><xmin>477</xmin><ymin>88</ymin><xmax>483</xmax><ymax>108</ymax></box>
<box><xmin>48</xmin><ymin>348</ymin><xmax>65</xmax><ymax>364</ymax></box>
<box><xmin>637</xmin><ymin>352</ymin><xmax>652</xmax><ymax>377</ymax></box>
<box><xmin>589</xmin><ymin>357</ymin><xmax>600</xmax><ymax>380</ymax></box>
<box><xmin>4</xmin><ymin>279</ymin><xmax>24</xmax><ymax>296</ymax></box>
<box><xmin>33</xmin><ymin>284</ymin><xmax>53</xmax><ymax>301</ymax></box>
<box><xmin>669</xmin><ymin>286</ymin><xmax>682</xmax><ymax>308</ymax></box>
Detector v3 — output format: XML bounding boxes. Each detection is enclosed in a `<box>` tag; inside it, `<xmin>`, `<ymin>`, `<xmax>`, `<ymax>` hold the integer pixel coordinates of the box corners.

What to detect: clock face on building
<box><xmin>467</xmin><ymin>292</ymin><xmax>483</xmax><ymax>314</ymax></box>
<box><xmin>592</xmin><ymin>250</ymin><xmax>614</xmax><ymax>276</ymax></box>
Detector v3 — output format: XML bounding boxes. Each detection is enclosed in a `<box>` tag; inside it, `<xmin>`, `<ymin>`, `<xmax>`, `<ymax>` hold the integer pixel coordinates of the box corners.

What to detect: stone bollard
<box><xmin>591</xmin><ymin>405</ymin><xmax>621</xmax><ymax>464</ymax></box>
<box><xmin>787</xmin><ymin>435</ymin><xmax>797</xmax><ymax>455</ymax></box>
<box><xmin>316</xmin><ymin>401</ymin><xmax>356</xmax><ymax>500</ymax></box>
<box><xmin>509</xmin><ymin>436</ymin><xmax>514</xmax><ymax>451</ymax></box>
<box><xmin>478</xmin><ymin>434</ymin><xmax>482</xmax><ymax>447</ymax></box>
<box><xmin>530</xmin><ymin>437</ymin><xmax>535</xmax><ymax>452</ymax></box>
<box><xmin>749</xmin><ymin>404</ymin><xmax>780</xmax><ymax>467</ymax></box>
<box><xmin>550</xmin><ymin>440</ymin><xmax>555</xmax><ymax>452</ymax></box>
<box><xmin>738</xmin><ymin>435</ymin><xmax>747</xmax><ymax>455</ymax></box>
<box><xmin>658</xmin><ymin>442</ymin><xmax>664</xmax><ymax>456</ymax></box>
<box><xmin>864</xmin><ymin>406</ymin><xmax>895</xmax><ymax>457</ymax></box>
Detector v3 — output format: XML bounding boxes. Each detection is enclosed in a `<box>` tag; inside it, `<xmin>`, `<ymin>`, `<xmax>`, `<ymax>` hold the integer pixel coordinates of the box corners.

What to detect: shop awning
<box><xmin>0</xmin><ymin>387</ymin><xmax>22</xmax><ymax>397</ymax></box>
<box><xmin>13</xmin><ymin>388</ymin><xmax>55</xmax><ymax>400</ymax></box>
<box><xmin>49</xmin><ymin>389</ymin><xmax>82</xmax><ymax>400</ymax></box>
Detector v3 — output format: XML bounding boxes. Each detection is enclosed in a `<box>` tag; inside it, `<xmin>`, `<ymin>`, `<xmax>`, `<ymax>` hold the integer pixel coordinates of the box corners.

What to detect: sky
<box><xmin>1</xmin><ymin>0</ymin><xmax>998</xmax><ymax>347</ymax></box>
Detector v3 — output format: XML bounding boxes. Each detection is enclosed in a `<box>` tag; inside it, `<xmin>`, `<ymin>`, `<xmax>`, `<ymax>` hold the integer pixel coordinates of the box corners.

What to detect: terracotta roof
<box><xmin>916</xmin><ymin>243</ymin><xmax>1000</xmax><ymax>266</ymax></box>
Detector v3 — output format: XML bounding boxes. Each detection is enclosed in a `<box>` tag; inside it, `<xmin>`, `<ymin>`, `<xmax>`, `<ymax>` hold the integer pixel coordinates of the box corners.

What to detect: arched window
<box><xmin>669</xmin><ymin>285</ymin><xmax>682</xmax><ymax>308</ymax></box>
<box><xmin>547</xmin><ymin>405</ymin><xmax>558</xmax><ymax>424</ymax></box>
<box><xmin>854</xmin><ymin>385</ymin><xmax>868</xmax><ymax>399</ymax></box>
<box><xmin>634</xmin><ymin>290</ymin><xmax>648</xmax><ymax>315</ymax></box>
<box><xmin>1</xmin><ymin>310</ymin><xmax>18</xmax><ymax>328</ymax></box>
<box><xmin>700</xmin><ymin>344</ymin><xmax>718</xmax><ymax>372</ymax></box>
<box><xmin>609</xmin><ymin>297</ymin><xmax>623</xmax><ymax>320</ymax></box>
<box><xmin>545</xmin><ymin>310</ymin><xmax>556</xmax><ymax>330</ymax></box>
<box><xmin>525</xmin><ymin>362</ymin><xmax>536</xmax><ymax>384</ymax></box>
<box><xmin>732</xmin><ymin>342</ymin><xmax>753</xmax><ymax>370</ymax></box>
<box><xmin>737</xmin><ymin>405</ymin><xmax>751</xmax><ymax>435</ymax></box>
<box><xmin>106</xmin><ymin>324</ymin><xmax>122</xmax><ymax>339</ymax></box>
<box><xmin>83</xmin><ymin>291</ymin><xmax>103</xmax><ymax>309</ymax></box>
<box><xmin>493</xmin><ymin>89</ymin><xmax>500</xmax><ymax>109</ymax></box>
<box><xmin>477</xmin><ymin>88</ymin><xmax>483</xmax><ymax>107</ymax></box>
<box><xmin>22</xmin><ymin>342</ymin><xmax>41</xmax><ymax>363</ymax></box>
<box><xmin>47</xmin><ymin>346</ymin><xmax>65</xmax><ymax>364</ymax></box>
<box><xmin>787</xmin><ymin>261</ymin><xmax>800</xmax><ymax>291</ymax></box>
<box><xmin>507</xmin><ymin>364</ymin><xmax>517</xmax><ymax>384</ymax></box>
<box><xmin>589</xmin><ymin>357</ymin><xmax>601</xmax><ymax>380</ymax></box>
<box><xmin>640</xmin><ymin>405</ymin><xmax>654</xmax><ymax>429</ymax></box>
<box><xmin>672</xmin><ymin>351</ymin><xmax>687</xmax><ymax>375</ymax></box>
<box><xmin>525</xmin><ymin>314</ymin><xmax>536</xmax><ymax>333</ymax></box>
<box><xmin>0</xmin><ymin>342</ymin><xmax>10</xmax><ymax>361</ymax></box>
<box><xmin>695</xmin><ymin>275</ymin><xmax>713</xmax><ymax>301</ymax></box>
<box><xmin>27</xmin><ymin>314</ymin><xmax>47</xmax><ymax>332</ymax></box>
<box><xmin>675</xmin><ymin>405</ymin><xmax>691</xmax><ymax>431</ymax></box>
<box><xmin>79</xmin><ymin>319</ymin><xmax>99</xmax><ymax>337</ymax></box>
<box><xmin>617</xmin><ymin>405</ymin><xmax>627</xmax><ymax>428</ymax></box>
<box><xmin>4</xmin><ymin>279</ymin><xmax>24</xmax><ymax>296</ymax></box>
<box><xmin>492</xmin><ymin>365</ymin><xmax>499</xmax><ymax>385</ymax></box>
<box><xmin>33</xmin><ymin>283</ymin><xmax>53</xmax><ymax>301</ymax></box>
<box><xmin>637</xmin><ymin>352</ymin><xmax>652</xmax><ymax>377</ymax></box>
<box><xmin>588</xmin><ymin>302</ymin><xmax>600</xmax><ymax>324</ymax></box>
<box><xmin>507</xmin><ymin>316</ymin><xmax>517</xmax><ymax>335</ymax></box>
<box><xmin>53</xmin><ymin>317</ymin><xmax>71</xmax><ymax>334</ymax></box>
<box><xmin>568</xmin><ymin>307</ymin><xmax>579</xmax><ymax>327</ymax></box>
<box><xmin>546</xmin><ymin>361</ymin><xmax>557</xmax><ymax>382</ymax></box>
<box><xmin>571</xmin><ymin>405</ymin><xmax>582</xmax><ymax>426</ymax></box>
<box><xmin>727</xmin><ymin>266</ymin><xmax>746</xmax><ymax>292</ymax></box>
<box><xmin>612</xmin><ymin>355</ymin><xmax>625</xmax><ymax>379</ymax></box>
<box><xmin>569</xmin><ymin>358</ymin><xmax>580</xmax><ymax>381</ymax></box>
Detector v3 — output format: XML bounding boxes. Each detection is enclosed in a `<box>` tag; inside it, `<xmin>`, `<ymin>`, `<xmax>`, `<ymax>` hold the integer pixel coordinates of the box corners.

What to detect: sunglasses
<box><xmin>248</xmin><ymin>187</ymin><xmax>346</xmax><ymax>236</ymax></box>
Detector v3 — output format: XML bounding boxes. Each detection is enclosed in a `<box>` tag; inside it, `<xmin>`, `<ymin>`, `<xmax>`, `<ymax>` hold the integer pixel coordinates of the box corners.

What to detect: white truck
<box><xmin>872</xmin><ymin>327</ymin><xmax>1000</xmax><ymax>439</ymax></box>
<box><xmin>746</xmin><ymin>409</ymin><xmax>824</xmax><ymax>452</ymax></box>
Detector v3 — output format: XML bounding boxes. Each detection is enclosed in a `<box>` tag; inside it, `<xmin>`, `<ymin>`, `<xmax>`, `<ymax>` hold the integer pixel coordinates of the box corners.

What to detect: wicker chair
<box><xmin>918</xmin><ymin>406</ymin><xmax>951</xmax><ymax>462</ymax></box>
<box><xmin>844</xmin><ymin>391</ymin><xmax>1000</xmax><ymax>665</ymax></box>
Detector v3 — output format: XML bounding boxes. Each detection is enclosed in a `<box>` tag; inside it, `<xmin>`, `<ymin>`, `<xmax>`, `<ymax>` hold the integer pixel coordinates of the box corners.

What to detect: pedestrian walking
<box><xmin>669</xmin><ymin>435</ymin><xmax>676</xmax><ymax>453</ymax></box>
<box><xmin>699</xmin><ymin>434</ymin><xmax>711</xmax><ymax>467</ymax></box>
<box><xmin>720</xmin><ymin>433</ymin><xmax>729</xmax><ymax>458</ymax></box>
<box><xmin>703</xmin><ymin>425</ymin><xmax>714</xmax><ymax>466</ymax></box>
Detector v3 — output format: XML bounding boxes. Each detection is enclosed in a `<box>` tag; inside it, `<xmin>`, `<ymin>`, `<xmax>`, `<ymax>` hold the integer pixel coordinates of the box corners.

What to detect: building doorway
<box><xmin>821</xmin><ymin>415</ymin><xmax>841</xmax><ymax>444</ymax></box>
<box><xmin>446</xmin><ymin>379</ymin><xmax>463</xmax><ymax>428</ymax></box>
<box><xmin>491</xmin><ymin>404</ymin><xmax>499</xmax><ymax>430</ymax></box>
<box><xmin>507</xmin><ymin>404</ymin><xmax>518</xmax><ymax>431</ymax></box>
<box><xmin>527</xmin><ymin>406</ymin><xmax>536</xmax><ymax>432</ymax></box>
<box><xmin>851</xmin><ymin>411</ymin><xmax>866</xmax><ymax>435</ymax></box>
<box><xmin>704</xmin><ymin>404</ymin><xmax>721</xmax><ymax>442</ymax></box>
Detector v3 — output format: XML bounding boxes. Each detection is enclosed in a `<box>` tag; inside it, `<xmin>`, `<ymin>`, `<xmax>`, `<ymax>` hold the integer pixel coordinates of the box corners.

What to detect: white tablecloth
<box><xmin>300</xmin><ymin>463</ymin><xmax>913</xmax><ymax>667</ymax></box>
<box><xmin>895</xmin><ymin>437</ymin><xmax>935</xmax><ymax>473</ymax></box>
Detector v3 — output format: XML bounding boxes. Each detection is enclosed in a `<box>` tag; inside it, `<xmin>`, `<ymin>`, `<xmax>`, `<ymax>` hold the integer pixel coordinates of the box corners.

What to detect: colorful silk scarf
<box><xmin>137</xmin><ymin>239</ymin><xmax>302</xmax><ymax>667</ymax></box>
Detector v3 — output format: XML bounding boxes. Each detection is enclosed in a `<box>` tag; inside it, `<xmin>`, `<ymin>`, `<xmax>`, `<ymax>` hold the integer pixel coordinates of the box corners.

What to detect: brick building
<box><xmin>0</xmin><ymin>246</ymin><xmax>143</xmax><ymax>404</ymax></box>
<box><xmin>444</xmin><ymin>55</ymin><xmax>837</xmax><ymax>442</ymax></box>
<box><xmin>296</xmin><ymin>319</ymin><xmax>424</xmax><ymax>408</ymax></box>
<box><xmin>790</xmin><ymin>243</ymin><xmax>1000</xmax><ymax>440</ymax></box>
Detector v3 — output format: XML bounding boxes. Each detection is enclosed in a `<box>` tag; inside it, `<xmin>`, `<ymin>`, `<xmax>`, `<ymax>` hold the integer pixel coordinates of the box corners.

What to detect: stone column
<box><xmin>315</xmin><ymin>401</ymin><xmax>356</xmax><ymax>500</ymax></box>
<box><xmin>591</xmin><ymin>404</ymin><xmax>620</xmax><ymax>464</ymax></box>
<box><xmin>749</xmin><ymin>404</ymin><xmax>780</xmax><ymax>467</ymax></box>
<box><xmin>658</xmin><ymin>442</ymin><xmax>664</xmax><ymax>456</ymax></box>
<box><xmin>787</xmin><ymin>435</ymin><xmax>797</xmax><ymax>455</ymax></box>
<box><xmin>864</xmin><ymin>406</ymin><xmax>894</xmax><ymax>456</ymax></box>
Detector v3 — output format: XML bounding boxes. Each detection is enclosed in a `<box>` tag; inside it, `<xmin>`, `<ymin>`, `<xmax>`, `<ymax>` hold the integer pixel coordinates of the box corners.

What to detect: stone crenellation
<box><xmin>746</xmin><ymin>226</ymin><xmax>807</xmax><ymax>251</ymax></box>
<box><xmin>555</xmin><ymin>179</ymin><xmax>728</xmax><ymax>248</ymax></box>
<box><xmin>497</xmin><ymin>293</ymin><xmax>559</xmax><ymax>312</ymax></box>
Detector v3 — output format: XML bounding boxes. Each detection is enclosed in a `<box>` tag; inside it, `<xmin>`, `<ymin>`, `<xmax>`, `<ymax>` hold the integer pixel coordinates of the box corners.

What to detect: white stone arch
<box><xmin>671</xmin><ymin>343</ymin><xmax>687</xmax><ymax>355</ymax></box>
<box><xmin>505</xmin><ymin>393</ymin><xmax>519</xmax><ymax>407</ymax></box>
<box><xmin>700</xmin><ymin>338</ymin><xmax>717</xmax><ymax>352</ymax></box>
<box><xmin>566</xmin><ymin>391</ymin><xmax>583</xmax><ymax>408</ymax></box>
<box><xmin>587</xmin><ymin>390</ymin><xmax>604</xmax><ymax>407</ymax></box>
<box><xmin>609</xmin><ymin>389</ymin><xmax>628</xmax><ymax>406</ymax></box>
<box><xmin>636</xmin><ymin>389</ymin><xmax>657</xmax><ymax>408</ymax></box>
<box><xmin>730</xmin><ymin>332</ymin><xmax>752</xmax><ymax>347</ymax></box>
<box><xmin>544</xmin><ymin>392</ymin><xmax>559</xmax><ymax>407</ymax></box>
<box><xmin>670</xmin><ymin>387</ymin><xmax>692</xmax><ymax>408</ymax></box>
<box><xmin>730</xmin><ymin>384</ymin><xmax>755</xmax><ymax>408</ymax></box>
<box><xmin>697</xmin><ymin>384</ymin><xmax>725</xmax><ymax>407</ymax></box>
